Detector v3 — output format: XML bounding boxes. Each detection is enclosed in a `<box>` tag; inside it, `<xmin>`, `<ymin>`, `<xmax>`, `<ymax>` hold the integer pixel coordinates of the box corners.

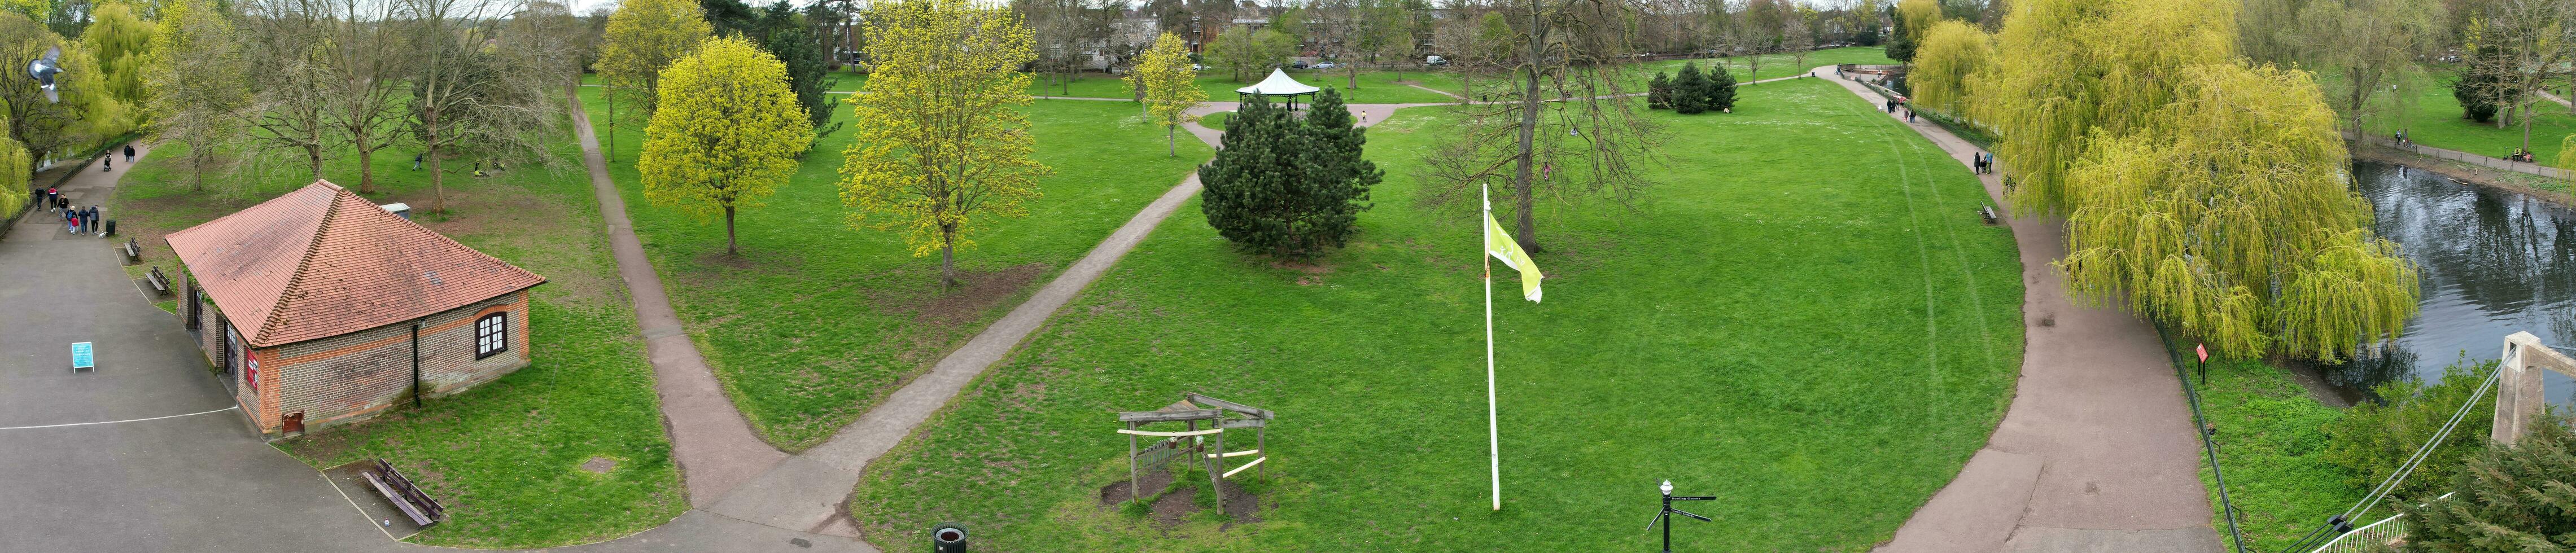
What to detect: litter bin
<box><xmin>103</xmin><ymin>219</ymin><xmax>115</xmax><ymax>236</ymax></box>
<box><xmin>930</xmin><ymin>522</ymin><xmax>966</xmax><ymax>553</ymax></box>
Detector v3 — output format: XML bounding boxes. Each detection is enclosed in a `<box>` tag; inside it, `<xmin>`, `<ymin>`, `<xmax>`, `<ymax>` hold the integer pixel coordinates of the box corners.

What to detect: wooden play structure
<box><xmin>1117</xmin><ymin>392</ymin><xmax>1274</xmax><ymax>508</ymax></box>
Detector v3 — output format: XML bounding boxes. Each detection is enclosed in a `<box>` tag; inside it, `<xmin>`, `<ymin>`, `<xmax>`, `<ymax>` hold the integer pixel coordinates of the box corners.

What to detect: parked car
<box><xmin>1425</xmin><ymin>55</ymin><xmax>1448</xmax><ymax>66</ymax></box>
<box><xmin>1313</xmin><ymin>62</ymin><xmax>1338</xmax><ymax>69</ymax></box>
<box><xmin>1293</xmin><ymin>61</ymin><xmax>1309</xmax><ymax>69</ymax></box>
<box><xmin>1192</xmin><ymin>63</ymin><xmax>1208</xmax><ymax>71</ymax></box>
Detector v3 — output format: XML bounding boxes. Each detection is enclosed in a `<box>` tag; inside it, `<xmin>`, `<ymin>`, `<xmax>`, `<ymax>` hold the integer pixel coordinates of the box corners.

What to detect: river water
<box><xmin>2324</xmin><ymin>161</ymin><xmax>2576</xmax><ymax>401</ymax></box>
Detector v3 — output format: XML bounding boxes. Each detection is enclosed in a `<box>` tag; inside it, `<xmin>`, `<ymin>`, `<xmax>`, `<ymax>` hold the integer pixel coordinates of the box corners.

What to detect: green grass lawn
<box><xmin>845</xmin><ymin>77</ymin><xmax>2024</xmax><ymax>551</ymax></box>
<box><xmin>113</xmin><ymin>117</ymin><xmax>684</xmax><ymax>547</ymax></box>
<box><xmin>576</xmin><ymin>87</ymin><xmax>1213</xmax><ymax>450</ymax></box>
<box><xmin>1201</xmin><ymin>111</ymin><xmax>1233</xmax><ymax>129</ymax></box>
<box><xmin>2371</xmin><ymin>68</ymin><xmax>2576</xmax><ymax>167</ymax></box>
<box><xmin>2177</xmin><ymin>351</ymin><xmax>2363</xmax><ymax>552</ymax></box>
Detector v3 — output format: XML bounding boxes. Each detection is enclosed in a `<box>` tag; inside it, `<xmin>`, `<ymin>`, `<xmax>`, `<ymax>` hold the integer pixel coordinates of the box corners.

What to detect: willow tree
<box><xmin>2059</xmin><ymin>64</ymin><xmax>2418</xmax><ymax>361</ymax></box>
<box><xmin>1973</xmin><ymin>0</ymin><xmax>2239</xmax><ymax>215</ymax></box>
<box><xmin>594</xmin><ymin>0</ymin><xmax>711</xmax><ymax>160</ymax></box>
<box><xmin>838</xmin><ymin>0</ymin><xmax>1049</xmax><ymax>289</ymax></box>
<box><xmin>1983</xmin><ymin>0</ymin><xmax>2418</xmax><ymax>361</ymax></box>
<box><xmin>83</xmin><ymin>0</ymin><xmax>152</xmax><ymax>127</ymax></box>
<box><xmin>2293</xmin><ymin>0</ymin><xmax>2444</xmax><ymax>134</ymax></box>
<box><xmin>1909</xmin><ymin>19</ymin><xmax>1991</xmax><ymax>117</ymax></box>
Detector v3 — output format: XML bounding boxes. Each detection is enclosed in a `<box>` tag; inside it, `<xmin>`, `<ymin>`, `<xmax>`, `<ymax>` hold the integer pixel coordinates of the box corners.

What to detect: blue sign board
<box><xmin>71</xmin><ymin>341</ymin><xmax>94</xmax><ymax>369</ymax></box>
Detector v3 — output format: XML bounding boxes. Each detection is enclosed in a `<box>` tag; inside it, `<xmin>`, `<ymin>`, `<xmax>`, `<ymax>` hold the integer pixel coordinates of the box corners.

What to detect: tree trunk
<box><xmin>725</xmin><ymin>204</ymin><xmax>739</xmax><ymax>255</ymax></box>
<box><xmin>428</xmin><ymin>111</ymin><xmax>445</xmax><ymax>214</ymax></box>
<box><xmin>428</xmin><ymin>145</ymin><xmax>445</xmax><ymax>214</ymax></box>
<box><xmin>305</xmin><ymin>146</ymin><xmax>323</xmax><ymax>182</ymax></box>
<box><xmin>606</xmin><ymin>94</ymin><xmax>616</xmax><ymax>163</ymax></box>
<box><xmin>1349</xmin><ymin>64</ymin><xmax>1359</xmax><ymax>89</ymax></box>
<box><xmin>1168</xmin><ymin>124</ymin><xmax>1177</xmax><ymax>156</ymax></box>
<box><xmin>355</xmin><ymin>134</ymin><xmax>378</xmax><ymax>194</ymax></box>
<box><xmin>939</xmin><ymin>224</ymin><xmax>959</xmax><ymax>290</ymax></box>
<box><xmin>1514</xmin><ymin>7</ymin><xmax>1545</xmax><ymax>254</ymax></box>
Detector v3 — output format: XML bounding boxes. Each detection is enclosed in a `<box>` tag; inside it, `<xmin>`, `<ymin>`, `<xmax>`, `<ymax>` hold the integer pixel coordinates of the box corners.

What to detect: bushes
<box><xmin>1665</xmin><ymin>62</ymin><xmax>1736</xmax><ymax>115</ymax></box>
<box><xmin>1199</xmin><ymin>88</ymin><xmax>1378</xmax><ymax>258</ymax></box>
<box><xmin>2322</xmin><ymin>361</ymin><xmax>2498</xmax><ymax>506</ymax></box>
<box><xmin>2399</xmin><ymin>411</ymin><xmax>2576</xmax><ymax>551</ymax></box>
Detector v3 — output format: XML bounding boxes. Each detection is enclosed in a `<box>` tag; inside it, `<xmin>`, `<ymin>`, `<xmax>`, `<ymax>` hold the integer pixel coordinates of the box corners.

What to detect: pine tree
<box><xmin>2401</xmin><ymin>412</ymin><xmax>2576</xmax><ymax>550</ymax></box>
<box><xmin>1295</xmin><ymin>88</ymin><xmax>1376</xmax><ymax>253</ymax></box>
<box><xmin>1201</xmin><ymin>96</ymin><xmax>1297</xmax><ymax>254</ymax></box>
<box><xmin>1706</xmin><ymin>63</ymin><xmax>1738</xmax><ymax>112</ymax></box>
<box><xmin>1673</xmin><ymin>63</ymin><xmax>1709</xmax><ymax>115</ymax></box>
<box><xmin>1201</xmin><ymin>91</ymin><xmax>1374</xmax><ymax>258</ymax></box>
<box><xmin>1647</xmin><ymin>71</ymin><xmax>1673</xmax><ymax>110</ymax></box>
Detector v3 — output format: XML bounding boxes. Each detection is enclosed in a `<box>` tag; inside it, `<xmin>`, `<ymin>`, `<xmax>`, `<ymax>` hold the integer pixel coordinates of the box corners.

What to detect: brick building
<box><xmin>167</xmin><ymin>180</ymin><xmax>545</xmax><ymax>437</ymax></box>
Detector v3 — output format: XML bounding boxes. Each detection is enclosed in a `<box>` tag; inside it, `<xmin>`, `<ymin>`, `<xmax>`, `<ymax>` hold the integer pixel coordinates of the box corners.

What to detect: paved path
<box><xmin>565</xmin><ymin>90</ymin><xmax>791</xmax><ymax>508</ymax></box>
<box><xmin>1809</xmin><ymin>68</ymin><xmax>2226</xmax><ymax>553</ymax></box>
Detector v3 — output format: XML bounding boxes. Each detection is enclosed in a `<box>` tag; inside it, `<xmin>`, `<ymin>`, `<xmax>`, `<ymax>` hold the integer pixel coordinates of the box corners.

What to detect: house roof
<box><xmin>1237</xmin><ymin>69</ymin><xmax>1319</xmax><ymax>96</ymax></box>
<box><xmin>166</xmin><ymin>180</ymin><xmax>545</xmax><ymax>348</ymax></box>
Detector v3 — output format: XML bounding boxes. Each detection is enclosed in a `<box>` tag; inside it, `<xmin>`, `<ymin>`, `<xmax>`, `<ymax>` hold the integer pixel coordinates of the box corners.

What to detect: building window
<box><xmin>475</xmin><ymin>312</ymin><xmax>508</xmax><ymax>359</ymax></box>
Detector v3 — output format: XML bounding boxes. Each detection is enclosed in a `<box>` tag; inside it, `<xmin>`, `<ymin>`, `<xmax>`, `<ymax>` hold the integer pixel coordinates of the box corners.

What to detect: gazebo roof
<box><xmin>1237</xmin><ymin>69</ymin><xmax>1319</xmax><ymax>96</ymax></box>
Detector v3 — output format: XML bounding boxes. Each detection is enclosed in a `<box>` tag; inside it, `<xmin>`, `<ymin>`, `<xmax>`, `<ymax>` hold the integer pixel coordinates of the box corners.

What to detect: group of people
<box><xmin>1973</xmin><ymin>152</ymin><xmax>1995</xmax><ymax>174</ymax></box>
<box><xmin>1883</xmin><ymin>98</ymin><xmax>1917</xmax><ymax>123</ymax></box>
<box><xmin>2509</xmin><ymin>149</ymin><xmax>2538</xmax><ymax>163</ymax></box>
<box><xmin>38</xmin><ymin>187</ymin><xmax>104</xmax><ymax>236</ymax></box>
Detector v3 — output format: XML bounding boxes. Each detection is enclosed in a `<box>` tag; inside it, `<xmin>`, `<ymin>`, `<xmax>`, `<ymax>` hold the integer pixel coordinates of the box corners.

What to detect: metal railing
<box><xmin>2150</xmin><ymin>324</ymin><xmax>2251</xmax><ymax>553</ymax></box>
<box><xmin>2351</xmin><ymin>132</ymin><xmax>2574</xmax><ymax>181</ymax></box>
<box><xmin>2308</xmin><ymin>492</ymin><xmax>2454</xmax><ymax>552</ymax></box>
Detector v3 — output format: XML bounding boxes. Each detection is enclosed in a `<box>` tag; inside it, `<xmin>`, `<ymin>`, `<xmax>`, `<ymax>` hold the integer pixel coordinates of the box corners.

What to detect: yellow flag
<box><xmin>1484</xmin><ymin>213</ymin><xmax>1542</xmax><ymax>302</ymax></box>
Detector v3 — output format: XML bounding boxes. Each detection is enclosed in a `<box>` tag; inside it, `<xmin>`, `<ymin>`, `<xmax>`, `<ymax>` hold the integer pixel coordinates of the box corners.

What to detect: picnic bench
<box><xmin>144</xmin><ymin>266</ymin><xmax>171</xmax><ymax>296</ymax></box>
<box><xmin>360</xmin><ymin>458</ymin><xmax>445</xmax><ymax>527</ymax></box>
<box><xmin>121</xmin><ymin>238</ymin><xmax>140</xmax><ymax>263</ymax></box>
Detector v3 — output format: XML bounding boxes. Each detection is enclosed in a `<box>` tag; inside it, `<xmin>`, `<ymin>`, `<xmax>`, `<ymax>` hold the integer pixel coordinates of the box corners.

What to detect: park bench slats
<box><xmin>361</xmin><ymin>458</ymin><xmax>444</xmax><ymax>527</ymax></box>
<box><xmin>145</xmin><ymin>267</ymin><xmax>171</xmax><ymax>296</ymax></box>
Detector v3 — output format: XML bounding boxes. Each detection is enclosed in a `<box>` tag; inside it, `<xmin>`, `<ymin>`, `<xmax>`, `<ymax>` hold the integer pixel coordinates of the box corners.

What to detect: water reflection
<box><xmin>2325</xmin><ymin>161</ymin><xmax>2576</xmax><ymax>404</ymax></box>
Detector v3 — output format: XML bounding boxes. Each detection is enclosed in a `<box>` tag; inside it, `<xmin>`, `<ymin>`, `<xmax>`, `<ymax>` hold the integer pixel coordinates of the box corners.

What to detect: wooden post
<box><xmin>1127</xmin><ymin>421</ymin><xmax>1140</xmax><ymax>504</ymax></box>
<box><xmin>1208</xmin><ymin>424</ymin><xmax>1227</xmax><ymax>509</ymax></box>
<box><xmin>1255</xmin><ymin>424</ymin><xmax>1267</xmax><ymax>514</ymax></box>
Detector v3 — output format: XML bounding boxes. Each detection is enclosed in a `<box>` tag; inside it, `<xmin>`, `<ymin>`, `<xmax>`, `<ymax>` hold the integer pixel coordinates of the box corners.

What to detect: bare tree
<box><xmin>1420</xmin><ymin>0</ymin><xmax>1663</xmax><ymax>253</ymax></box>
<box><xmin>2461</xmin><ymin>0</ymin><xmax>2575</xmax><ymax>154</ymax></box>
<box><xmin>237</xmin><ymin>0</ymin><xmax>340</xmax><ymax>181</ymax></box>
<box><xmin>320</xmin><ymin>0</ymin><xmax>411</xmax><ymax>194</ymax></box>
<box><xmin>404</xmin><ymin>0</ymin><xmax>559</xmax><ymax>214</ymax></box>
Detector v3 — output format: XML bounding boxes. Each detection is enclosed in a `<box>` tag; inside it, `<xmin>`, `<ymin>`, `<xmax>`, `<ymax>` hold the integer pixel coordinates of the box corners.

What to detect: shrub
<box><xmin>1199</xmin><ymin>89</ymin><xmax>1377</xmax><ymax>258</ymax></box>
<box><xmin>1647</xmin><ymin>72</ymin><xmax>1673</xmax><ymax>110</ymax></box>
<box><xmin>1705</xmin><ymin>63</ymin><xmax>1738</xmax><ymax>112</ymax></box>
<box><xmin>1673</xmin><ymin>63</ymin><xmax>1709</xmax><ymax>115</ymax></box>
<box><xmin>2321</xmin><ymin>361</ymin><xmax>2497</xmax><ymax>505</ymax></box>
<box><xmin>2398</xmin><ymin>411</ymin><xmax>2576</xmax><ymax>551</ymax></box>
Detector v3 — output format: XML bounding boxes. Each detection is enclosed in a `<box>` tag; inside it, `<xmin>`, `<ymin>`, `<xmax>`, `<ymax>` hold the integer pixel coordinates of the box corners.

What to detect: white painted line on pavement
<box><xmin>0</xmin><ymin>405</ymin><xmax>238</xmax><ymax>430</ymax></box>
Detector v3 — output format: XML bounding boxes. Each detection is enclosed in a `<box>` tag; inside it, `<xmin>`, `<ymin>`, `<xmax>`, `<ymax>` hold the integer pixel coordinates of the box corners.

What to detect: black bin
<box><xmin>103</xmin><ymin>220</ymin><xmax>115</xmax><ymax>236</ymax></box>
<box><xmin>931</xmin><ymin>522</ymin><xmax>966</xmax><ymax>553</ymax></box>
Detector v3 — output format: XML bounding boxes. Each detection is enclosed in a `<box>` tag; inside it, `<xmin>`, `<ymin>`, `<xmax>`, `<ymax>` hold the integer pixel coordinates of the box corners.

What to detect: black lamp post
<box><xmin>1646</xmin><ymin>480</ymin><xmax>1715</xmax><ymax>552</ymax></box>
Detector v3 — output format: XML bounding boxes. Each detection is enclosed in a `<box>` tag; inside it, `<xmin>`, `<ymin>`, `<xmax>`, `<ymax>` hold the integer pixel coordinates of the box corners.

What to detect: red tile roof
<box><xmin>167</xmin><ymin>180</ymin><xmax>545</xmax><ymax>348</ymax></box>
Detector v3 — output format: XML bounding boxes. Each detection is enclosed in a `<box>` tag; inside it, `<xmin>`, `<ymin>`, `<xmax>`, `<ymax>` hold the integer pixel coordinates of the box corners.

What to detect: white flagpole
<box><xmin>1484</xmin><ymin>183</ymin><xmax>1501</xmax><ymax>511</ymax></box>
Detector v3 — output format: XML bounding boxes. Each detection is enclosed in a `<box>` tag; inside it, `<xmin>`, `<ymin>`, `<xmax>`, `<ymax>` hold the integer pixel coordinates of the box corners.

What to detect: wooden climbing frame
<box><xmin>1116</xmin><ymin>392</ymin><xmax>1274</xmax><ymax>511</ymax></box>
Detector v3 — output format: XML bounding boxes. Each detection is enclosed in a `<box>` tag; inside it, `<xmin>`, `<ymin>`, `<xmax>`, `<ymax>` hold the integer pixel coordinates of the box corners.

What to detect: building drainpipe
<box><xmin>410</xmin><ymin>321</ymin><xmax>424</xmax><ymax>409</ymax></box>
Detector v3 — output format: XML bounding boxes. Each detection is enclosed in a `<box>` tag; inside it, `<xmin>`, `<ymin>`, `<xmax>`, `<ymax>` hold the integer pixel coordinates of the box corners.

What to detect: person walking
<box><xmin>123</xmin><ymin>144</ymin><xmax>135</xmax><ymax>163</ymax></box>
<box><xmin>42</xmin><ymin>187</ymin><xmax>56</xmax><ymax>212</ymax></box>
<box><xmin>86</xmin><ymin>206</ymin><xmax>99</xmax><ymax>236</ymax></box>
<box><xmin>66</xmin><ymin>208</ymin><xmax>78</xmax><ymax>234</ymax></box>
<box><xmin>101</xmin><ymin>152</ymin><xmax>110</xmax><ymax>172</ymax></box>
<box><xmin>413</xmin><ymin>153</ymin><xmax>423</xmax><ymax>170</ymax></box>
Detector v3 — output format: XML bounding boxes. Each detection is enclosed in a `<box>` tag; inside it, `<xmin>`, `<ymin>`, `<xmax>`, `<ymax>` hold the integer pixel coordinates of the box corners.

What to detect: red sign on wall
<box><xmin>245</xmin><ymin>352</ymin><xmax>260</xmax><ymax>392</ymax></box>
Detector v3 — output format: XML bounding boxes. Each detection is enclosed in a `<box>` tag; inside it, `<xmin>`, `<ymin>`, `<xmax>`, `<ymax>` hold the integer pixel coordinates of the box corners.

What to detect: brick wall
<box><xmin>234</xmin><ymin>290</ymin><xmax>533</xmax><ymax>436</ymax></box>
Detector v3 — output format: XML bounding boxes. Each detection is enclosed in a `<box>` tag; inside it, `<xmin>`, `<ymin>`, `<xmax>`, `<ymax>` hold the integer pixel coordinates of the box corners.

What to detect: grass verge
<box><xmin>847</xmin><ymin>78</ymin><xmax>2024</xmax><ymax>551</ymax></box>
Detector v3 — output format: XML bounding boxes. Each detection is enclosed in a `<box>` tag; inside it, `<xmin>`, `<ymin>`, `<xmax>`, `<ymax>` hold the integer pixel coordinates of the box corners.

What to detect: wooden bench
<box><xmin>360</xmin><ymin>458</ymin><xmax>445</xmax><ymax>527</ymax></box>
<box><xmin>144</xmin><ymin>266</ymin><xmax>171</xmax><ymax>296</ymax></box>
<box><xmin>121</xmin><ymin>238</ymin><xmax>140</xmax><ymax>263</ymax></box>
<box><xmin>1978</xmin><ymin>205</ymin><xmax>2000</xmax><ymax>225</ymax></box>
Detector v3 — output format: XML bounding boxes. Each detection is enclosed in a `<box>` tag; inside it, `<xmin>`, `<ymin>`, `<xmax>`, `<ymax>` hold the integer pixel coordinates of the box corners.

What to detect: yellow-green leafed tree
<box><xmin>2058</xmin><ymin>64</ymin><xmax>2417</xmax><ymax>361</ymax></box>
<box><xmin>594</xmin><ymin>0</ymin><xmax>710</xmax><ymax>158</ymax></box>
<box><xmin>1893</xmin><ymin>0</ymin><xmax>1941</xmax><ymax>47</ymax></box>
<box><xmin>639</xmin><ymin>36</ymin><xmax>811</xmax><ymax>256</ymax></box>
<box><xmin>0</xmin><ymin>112</ymin><xmax>28</xmax><ymax>214</ymax></box>
<box><xmin>1973</xmin><ymin>0</ymin><xmax>2239</xmax><ymax>216</ymax></box>
<box><xmin>1909</xmin><ymin>20</ymin><xmax>1991</xmax><ymax>118</ymax></box>
<box><xmin>840</xmin><ymin>0</ymin><xmax>1048</xmax><ymax>289</ymax></box>
<box><xmin>142</xmin><ymin>0</ymin><xmax>244</xmax><ymax>192</ymax></box>
<box><xmin>1127</xmin><ymin>32</ymin><xmax>1204</xmax><ymax>157</ymax></box>
<box><xmin>84</xmin><ymin>1</ymin><xmax>154</xmax><ymax>128</ymax></box>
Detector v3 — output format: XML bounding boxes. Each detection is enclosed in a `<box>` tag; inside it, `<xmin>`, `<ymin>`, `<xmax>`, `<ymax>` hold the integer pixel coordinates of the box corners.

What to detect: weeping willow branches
<box><xmin>2055</xmin><ymin>64</ymin><xmax>2418</xmax><ymax>362</ymax></box>
<box><xmin>1979</xmin><ymin>0</ymin><xmax>2420</xmax><ymax>362</ymax></box>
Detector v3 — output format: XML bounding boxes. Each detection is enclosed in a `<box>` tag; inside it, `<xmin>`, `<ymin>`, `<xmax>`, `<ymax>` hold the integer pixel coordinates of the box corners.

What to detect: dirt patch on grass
<box><xmin>1148</xmin><ymin>485</ymin><xmax>1198</xmax><ymax>526</ymax></box>
<box><xmin>1097</xmin><ymin>468</ymin><xmax>1175</xmax><ymax>506</ymax></box>
<box><xmin>1218</xmin><ymin>479</ymin><xmax>1263</xmax><ymax>526</ymax></box>
<box><xmin>887</xmin><ymin>262</ymin><xmax>1049</xmax><ymax>327</ymax></box>
<box><xmin>580</xmin><ymin>456</ymin><xmax>618</xmax><ymax>474</ymax></box>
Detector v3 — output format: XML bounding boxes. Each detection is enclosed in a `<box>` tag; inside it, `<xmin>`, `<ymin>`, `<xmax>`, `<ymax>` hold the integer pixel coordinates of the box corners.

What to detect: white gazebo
<box><xmin>1236</xmin><ymin>68</ymin><xmax>1320</xmax><ymax>111</ymax></box>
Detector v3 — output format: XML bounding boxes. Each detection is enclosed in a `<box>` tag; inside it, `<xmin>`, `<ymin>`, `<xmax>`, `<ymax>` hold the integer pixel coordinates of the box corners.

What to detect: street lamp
<box><xmin>1645</xmin><ymin>480</ymin><xmax>1715</xmax><ymax>552</ymax></box>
